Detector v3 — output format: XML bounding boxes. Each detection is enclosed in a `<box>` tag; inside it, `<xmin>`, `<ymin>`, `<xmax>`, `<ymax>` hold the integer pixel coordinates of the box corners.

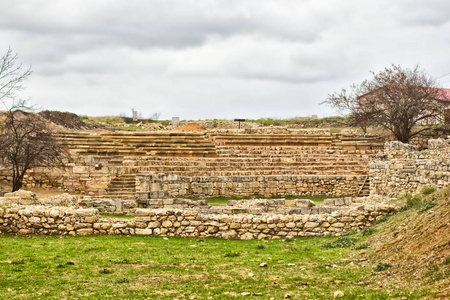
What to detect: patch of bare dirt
<box><xmin>175</xmin><ymin>122</ymin><xmax>207</xmax><ymax>131</ymax></box>
<box><xmin>368</xmin><ymin>188</ymin><xmax>450</xmax><ymax>298</ymax></box>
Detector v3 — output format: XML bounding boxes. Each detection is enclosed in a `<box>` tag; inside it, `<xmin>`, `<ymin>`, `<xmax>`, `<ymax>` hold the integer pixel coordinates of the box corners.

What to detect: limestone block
<box><xmin>148</xmin><ymin>221</ymin><xmax>161</xmax><ymax>228</ymax></box>
<box><xmin>230</xmin><ymin>223</ymin><xmax>241</xmax><ymax>229</ymax></box>
<box><xmin>184</xmin><ymin>226</ymin><xmax>196</xmax><ymax>233</ymax></box>
<box><xmin>135</xmin><ymin>228</ymin><xmax>153</xmax><ymax>235</ymax></box>
<box><xmin>19</xmin><ymin>228</ymin><xmax>32</xmax><ymax>234</ymax></box>
<box><xmin>162</xmin><ymin>220</ymin><xmax>173</xmax><ymax>228</ymax></box>
<box><xmin>222</xmin><ymin>230</ymin><xmax>237</xmax><ymax>239</ymax></box>
<box><xmin>28</xmin><ymin>217</ymin><xmax>41</xmax><ymax>224</ymax></box>
<box><xmin>77</xmin><ymin>228</ymin><xmax>93</xmax><ymax>235</ymax></box>
<box><xmin>341</xmin><ymin>217</ymin><xmax>353</xmax><ymax>222</ymax></box>
<box><xmin>73</xmin><ymin>166</ymin><xmax>88</xmax><ymax>174</ymax></box>
<box><xmin>240</xmin><ymin>232</ymin><xmax>254</xmax><ymax>240</ymax></box>
<box><xmin>304</xmin><ymin>222</ymin><xmax>319</xmax><ymax>229</ymax></box>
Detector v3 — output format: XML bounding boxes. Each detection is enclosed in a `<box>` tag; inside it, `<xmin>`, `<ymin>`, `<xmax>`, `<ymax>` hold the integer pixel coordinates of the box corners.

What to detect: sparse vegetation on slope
<box><xmin>365</xmin><ymin>187</ymin><xmax>450</xmax><ymax>299</ymax></box>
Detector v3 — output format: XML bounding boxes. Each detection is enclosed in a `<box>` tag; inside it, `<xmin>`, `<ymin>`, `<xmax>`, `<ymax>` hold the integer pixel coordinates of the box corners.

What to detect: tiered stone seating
<box><xmin>210</xmin><ymin>133</ymin><xmax>333</xmax><ymax>147</ymax></box>
<box><xmin>55</xmin><ymin>131</ymin><xmax>218</xmax><ymax>157</ymax></box>
<box><xmin>52</xmin><ymin>130</ymin><xmax>383</xmax><ymax>198</ymax></box>
<box><xmin>134</xmin><ymin>152</ymin><xmax>372</xmax><ymax>176</ymax></box>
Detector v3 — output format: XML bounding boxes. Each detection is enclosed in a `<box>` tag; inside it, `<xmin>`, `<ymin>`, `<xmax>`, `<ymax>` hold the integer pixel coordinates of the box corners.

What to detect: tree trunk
<box><xmin>12</xmin><ymin>174</ymin><xmax>24</xmax><ymax>192</ymax></box>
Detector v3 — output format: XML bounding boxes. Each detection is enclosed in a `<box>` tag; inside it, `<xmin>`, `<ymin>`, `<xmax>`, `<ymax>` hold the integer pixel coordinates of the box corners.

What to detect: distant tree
<box><xmin>325</xmin><ymin>65</ymin><xmax>443</xmax><ymax>142</ymax></box>
<box><xmin>0</xmin><ymin>48</ymin><xmax>66</xmax><ymax>191</ymax></box>
<box><xmin>149</xmin><ymin>112</ymin><xmax>161</xmax><ymax>120</ymax></box>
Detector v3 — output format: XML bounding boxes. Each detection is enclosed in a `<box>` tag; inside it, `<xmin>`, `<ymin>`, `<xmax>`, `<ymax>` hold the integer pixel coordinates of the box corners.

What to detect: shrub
<box><xmin>224</xmin><ymin>252</ymin><xmax>241</xmax><ymax>258</ymax></box>
<box><xmin>341</xmin><ymin>230</ymin><xmax>357</xmax><ymax>236</ymax></box>
<box><xmin>421</xmin><ymin>186</ymin><xmax>436</xmax><ymax>196</ymax></box>
<box><xmin>401</xmin><ymin>194</ymin><xmax>423</xmax><ymax>211</ymax></box>
<box><xmin>361</xmin><ymin>227</ymin><xmax>376</xmax><ymax>236</ymax></box>
<box><xmin>374</xmin><ymin>215</ymin><xmax>389</xmax><ymax>225</ymax></box>
<box><xmin>322</xmin><ymin>237</ymin><xmax>357</xmax><ymax>249</ymax></box>
<box><xmin>354</xmin><ymin>242</ymin><xmax>370</xmax><ymax>250</ymax></box>
<box><xmin>443</xmin><ymin>256</ymin><xmax>450</xmax><ymax>265</ymax></box>
<box><xmin>374</xmin><ymin>263</ymin><xmax>391</xmax><ymax>272</ymax></box>
<box><xmin>114</xmin><ymin>277</ymin><xmax>130</xmax><ymax>284</ymax></box>
<box><xmin>418</xmin><ymin>201</ymin><xmax>437</xmax><ymax>213</ymax></box>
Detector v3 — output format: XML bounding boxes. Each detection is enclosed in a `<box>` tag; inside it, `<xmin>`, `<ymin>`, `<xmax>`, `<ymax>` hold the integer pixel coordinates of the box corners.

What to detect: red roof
<box><xmin>435</xmin><ymin>88</ymin><xmax>450</xmax><ymax>102</ymax></box>
<box><xmin>357</xmin><ymin>87</ymin><xmax>450</xmax><ymax>102</ymax></box>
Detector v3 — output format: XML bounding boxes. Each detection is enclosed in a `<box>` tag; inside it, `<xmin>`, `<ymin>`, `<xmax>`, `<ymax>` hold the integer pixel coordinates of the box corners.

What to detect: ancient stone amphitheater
<box><xmin>23</xmin><ymin>128</ymin><xmax>383</xmax><ymax>203</ymax></box>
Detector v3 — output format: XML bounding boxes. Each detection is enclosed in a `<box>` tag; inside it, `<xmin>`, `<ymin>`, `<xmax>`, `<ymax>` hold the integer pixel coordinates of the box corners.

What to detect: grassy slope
<box><xmin>366</xmin><ymin>187</ymin><xmax>450</xmax><ymax>299</ymax></box>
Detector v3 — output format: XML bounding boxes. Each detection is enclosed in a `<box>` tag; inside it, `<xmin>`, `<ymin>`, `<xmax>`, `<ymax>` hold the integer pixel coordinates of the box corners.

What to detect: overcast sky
<box><xmin>2</xmin><ymin>0</ymin><xmax>450</xmax><ymax>120</ymax></box>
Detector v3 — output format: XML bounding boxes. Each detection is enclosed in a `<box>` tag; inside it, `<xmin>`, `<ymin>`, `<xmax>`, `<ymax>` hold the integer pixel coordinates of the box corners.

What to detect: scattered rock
<box><xmin>260</xmin><ymin>263</ymin><xmax>268</xmax><ymax>267</ymax></box>
<box><xmin>333</xmin><ymin>290</ymin><xmax>344</xmax><ymax>298</ymax></box>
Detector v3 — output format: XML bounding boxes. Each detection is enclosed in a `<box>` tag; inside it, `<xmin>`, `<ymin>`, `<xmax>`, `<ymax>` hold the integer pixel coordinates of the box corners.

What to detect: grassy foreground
<box><xmin>0</xmin><ymin>233</ymin><xmax>428</xmax><ymax>299</ymax></box>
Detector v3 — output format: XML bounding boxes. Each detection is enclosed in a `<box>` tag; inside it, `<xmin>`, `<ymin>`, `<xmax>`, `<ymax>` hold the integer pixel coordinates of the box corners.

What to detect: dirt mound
<box><xmin>176</xmin><ymin>122</ymin><xmax>207</xmax><ymax>131</ymax></box>
<box><xmin>368</xmin><ymin>188</ymin><xmax>450</xmax><ymax>298</ymax></box>
<box><xmin>39</xmin><ymin>110</ymin><xmax>91</xmax><ymax>130</ymax></box>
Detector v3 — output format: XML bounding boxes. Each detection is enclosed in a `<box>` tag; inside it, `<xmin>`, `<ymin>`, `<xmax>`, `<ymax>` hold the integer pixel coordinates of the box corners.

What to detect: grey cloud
<box><xmin>397</xmin><ymin>0</ymin><xmax>450</xmax><ymax>27</ymax></box>
<box><xmin>2</xmin><ymin>0</ymin><xmax>450</xmax><ymax>119</ymax></box>
<box><xmin>0</xmin><ymin>0</ymin><xmax>332</xmax><ymax>50</ymax></box>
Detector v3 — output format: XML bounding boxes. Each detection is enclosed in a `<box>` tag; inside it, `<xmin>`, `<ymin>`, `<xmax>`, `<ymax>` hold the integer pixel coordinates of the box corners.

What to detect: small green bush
<box><xmin>354</xmin><ymin>242</ymin><xmax>370</xmax><ymax>250</ymax></box>
<box><xmin>443</xmin><ymin>256</ymin><xmax>450</xmax><ymax>265</ymax></box>
<box><xmin>401</xmin><ymin>194</ymin><xmax>423</xmax><ymax>211</ymax></box>
<box><xmin>374</xmin><ymin>263</ymin><xmax>391</xmax><ymax>272</ymax></box>
<box><xmin>224</xmin><ymin>252</ymin><xmax>241</xmax><ymax>258</ymax></box>
<box><xmin>114</xmin><ymin>277</ymin><xmax>130</xmax><ymax>284</ymax></box>
<box><xmin>361</xmin><ymin>227</ymin><xmax>376</xmax><ymax>236</ymax></box>
<box><xmin>421</xmin><ymin>186</ymin><xmax>436</xmax><ymax>196</ymax></box>
<box><xmin>374</xmin><ymin>215</ymin><xmax>389</xmax><ymax>225</ymax></box>
<box><xmin>418</xmin><ymin>201</ymin><xmax>437</xmax><ymax>213</ymax></box>
<box><xmin>341</xmin><ymin>230</ymin><xmax>357</xmax><ymax>236</ymax></box>
<box><xmin>99</xmin><ymin>268</ymin><xmax>114</xmax><ymax>274</ymax></box>
<box><xmin>322</xmin><ymin>237</ymin><xmax>357</xmax><ymax>249</ymax></box>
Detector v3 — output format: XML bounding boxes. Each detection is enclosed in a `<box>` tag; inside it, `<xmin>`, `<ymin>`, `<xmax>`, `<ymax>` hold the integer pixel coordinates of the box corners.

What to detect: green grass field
<box><xmin>0</xmin><ymin>232</ymin><xmax>427</xmax><ymax>299</ymax></box>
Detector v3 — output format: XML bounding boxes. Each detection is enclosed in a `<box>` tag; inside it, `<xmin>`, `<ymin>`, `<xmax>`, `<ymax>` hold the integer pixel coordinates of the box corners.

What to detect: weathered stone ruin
<box><xmin>16</xmin><ymin>129</ymin><xmax>383</xmax><ymax>202</ymax></box>
<box><xmin>370</xmin><ymin>138</ymin><xmax>450</xmax><ymax>197</ymax></box>
<box><xmin>2</xmin><ymin>128</ymin><xmax>447</xmax><ymax>239</ymax></box>
<box><xmin>0</xmin><ymin>193</ymin><xmax>396</xmax><ymax>239</ymax></box>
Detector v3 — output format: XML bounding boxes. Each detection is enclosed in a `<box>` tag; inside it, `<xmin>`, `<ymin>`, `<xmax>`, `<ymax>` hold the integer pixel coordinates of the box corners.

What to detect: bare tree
<box><xmin>0</xmin><ymin>48</ymin><xmax>66</xmax><ymax>191</ymax></box>
<box><xmin>0</xmin><ymin>110</ymin><xmax>66</xmax><ymax>191</ymax></box>
<box><xmin>325</xmin><ymin>65</ymin><xmax>443</xmax><ymax>142</ymax></box>
<box><xmin>149</xmin><ymin>112</ymin><xmax>161</xmax><ymax>120</ymax></box>
<box><xmin>0</xmin><ymin>47</ymin><xmax>32</xmax><ymax>103</ymax></box>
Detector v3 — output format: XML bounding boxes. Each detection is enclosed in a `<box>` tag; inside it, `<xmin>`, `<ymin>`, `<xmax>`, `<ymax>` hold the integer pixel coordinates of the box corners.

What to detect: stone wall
<box><xmin>20</xmin><ymin>155</ymin><xmax>128</xmax><ymax>195</ymax></box>
<box><xmin>0</xmin><ymin>202</ymin><xmax>396</xmax><ymax>239</ymax></box>
<box><xmin>369</xmin><ymin>139</ymin><xmax>450</xmax><ymax>197</ymax></box>
<box><xmin>135</xmin><ymin>174</ymin><xmax>365</xmax><ymax>201</ymax></box>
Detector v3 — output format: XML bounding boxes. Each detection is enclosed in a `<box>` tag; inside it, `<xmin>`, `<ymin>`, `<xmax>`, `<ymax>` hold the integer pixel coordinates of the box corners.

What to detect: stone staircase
<box><xmin>105</xmin><ymin>174</ymin><xmax>136</xmax><ymax>199</ymax></box>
